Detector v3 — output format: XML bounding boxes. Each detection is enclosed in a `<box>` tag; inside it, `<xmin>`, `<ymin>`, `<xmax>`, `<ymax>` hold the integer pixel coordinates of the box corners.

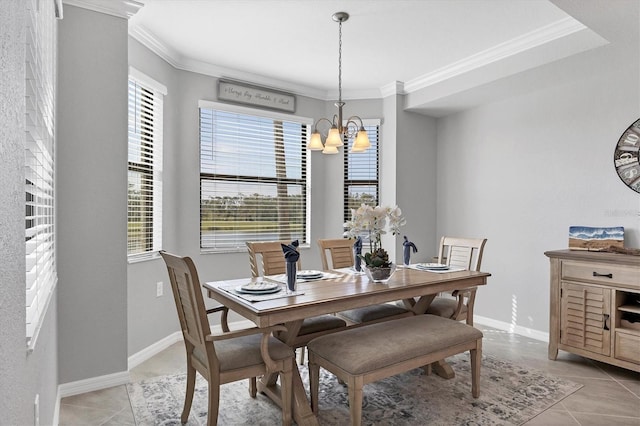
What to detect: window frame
<box><xmin>198</xmin><ymin>100</ymin><xmax>313</xmax><ymax>253</ymax></box>
<box><xmin>127</xmin><ymin>68</ymin><xmax>166</xmax><ymax>262</ymax></box>
<box><xmin>343</xmin><ymin>119</ymin><xmax>381</xmax><ymax>224</ymax></box>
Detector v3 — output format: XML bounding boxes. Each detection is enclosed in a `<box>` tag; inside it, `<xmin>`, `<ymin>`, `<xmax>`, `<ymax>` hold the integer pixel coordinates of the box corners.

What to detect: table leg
<box><xmin>257</xmin><ymin>361</ymin><xmax>319</xmax><ymax>425</ymax></box>
<box><xmin>258</xmin><ymin>319</ymin><xmax>319</xmax><ymax>425</ymax></box>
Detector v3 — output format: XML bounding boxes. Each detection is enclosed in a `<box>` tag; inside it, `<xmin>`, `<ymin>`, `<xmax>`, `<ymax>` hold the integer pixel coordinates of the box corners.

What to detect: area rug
<box><xmin>127</xmin><ymin>354</ymin><xmax>582</xmax><ymax>425</ymax></box>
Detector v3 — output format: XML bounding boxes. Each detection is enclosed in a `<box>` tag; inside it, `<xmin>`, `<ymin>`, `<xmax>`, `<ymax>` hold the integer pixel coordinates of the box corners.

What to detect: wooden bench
<box><xmin>307</xmin><ymin>314</ymin><xmax>483</xmax><ymax>425</ymax></box>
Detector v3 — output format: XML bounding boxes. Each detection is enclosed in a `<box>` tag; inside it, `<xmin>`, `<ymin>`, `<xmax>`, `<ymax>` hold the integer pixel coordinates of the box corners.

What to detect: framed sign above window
<box><xmin>217</xmin><ymin>79</ymin><xmax>296</xmax><ymax>113</ymax></box>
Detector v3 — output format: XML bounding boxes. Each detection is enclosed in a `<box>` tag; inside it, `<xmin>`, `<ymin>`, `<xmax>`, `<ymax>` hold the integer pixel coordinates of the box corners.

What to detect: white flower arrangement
<box><xmin>344</xmin><ymin>204</ymin><xmax>406</xmax><ymax>267</ymax></box>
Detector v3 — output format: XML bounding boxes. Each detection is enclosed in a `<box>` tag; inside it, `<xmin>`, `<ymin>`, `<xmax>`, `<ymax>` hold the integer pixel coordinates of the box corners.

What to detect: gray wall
<box><xmin>436</xmin><ymin>61</ymin><xmax>640</xmax><ymax>334</ymax></box>
<box><xmin>0</xmin><ymin>1</ymin><xmax>59</xmax><ymax>425</ymax></box>
<box><xmin>57</xmin><ymin>5</ymin><xmax>129</xmax><ymax>382</ymax></box>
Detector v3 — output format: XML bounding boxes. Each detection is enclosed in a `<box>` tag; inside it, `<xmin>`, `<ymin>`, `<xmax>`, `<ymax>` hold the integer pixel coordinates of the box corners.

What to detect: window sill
<box><xmin>128</xmin><ymin>251</ymin><xmax>162</xmax><ymax>264</ymax></box>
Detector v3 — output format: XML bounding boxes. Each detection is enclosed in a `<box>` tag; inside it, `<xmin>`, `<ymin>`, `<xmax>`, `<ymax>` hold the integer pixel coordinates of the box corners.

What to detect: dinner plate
<box><xmin>297</xmin><ymin>270</ymin><xmax>324</xmax><ymax>279</ymax></box>
<box><xmin>235</xmin><ymin>286</ymin><xmax>281</xmax><ymax>295</ymax></box>
<box><xmin>240</xmin><ymin>282</ymin><xmax>279</xmax><ymax>292</ymax></box>
<box><xmin>416</xmin><ymin>263</ymin><xmax>449</xmax><ymax>270</ymax></box>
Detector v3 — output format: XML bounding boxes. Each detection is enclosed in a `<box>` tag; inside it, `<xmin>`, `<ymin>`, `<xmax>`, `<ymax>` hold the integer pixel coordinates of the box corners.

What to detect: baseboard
<box><xmin>474</xmin><ymin>315</ymin><xmax>549</xmax><ymax>342</ymax></box>
<box><xmin>128</xmin><ymin>331</ymin><xmax>183</xmax><ymax>370</ymax></box>
<box><xmin>58</xmin><ymin>370</ymin><xmax>130</xmax><ymax>398</ymax></box>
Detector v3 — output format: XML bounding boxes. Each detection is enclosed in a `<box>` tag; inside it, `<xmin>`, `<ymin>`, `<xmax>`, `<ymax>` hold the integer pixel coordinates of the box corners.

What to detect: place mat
<box><xmin>407</xmin><ymin>264</ymin><xmax>466</xmax><ymax>273</ymax></box>
<box><xmin>219</xmin><ymin>283</ymin><xmax>304</xmax><ymax>302</ymax></box>
<box><xmin>264</xmin><ymin>271</ymin><xmax>343</xmax><ymax>284</ymax></box>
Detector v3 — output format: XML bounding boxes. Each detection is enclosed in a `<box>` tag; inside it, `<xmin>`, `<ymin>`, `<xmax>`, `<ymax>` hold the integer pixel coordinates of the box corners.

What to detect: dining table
<box><xmin>203</xmin><ymin>265</ymin><xmax>491</xmax><ymax>426</ymax></box>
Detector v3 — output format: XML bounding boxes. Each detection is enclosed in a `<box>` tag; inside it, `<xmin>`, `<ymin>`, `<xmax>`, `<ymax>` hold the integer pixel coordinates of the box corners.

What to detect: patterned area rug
<box><xmin>127</xmin><ymin>354</ymin><xmax>582</xmax><ymax>425</ymax></box>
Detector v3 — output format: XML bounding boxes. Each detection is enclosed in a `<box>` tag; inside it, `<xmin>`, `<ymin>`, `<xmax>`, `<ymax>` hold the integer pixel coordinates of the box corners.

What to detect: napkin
<box><xmin>353</xmin><ymin>236</ymin><xmax>363</xmax><ymax>272</ymax></box>
<box><xmin>403</xmin><ymin>236</ymin><xmax>418</xmax><ymax>266</ymax></box>
<box><xmin>281</xmin><ymin>240</ymin><xmax>299</xmax><ymax>291</ymax></box>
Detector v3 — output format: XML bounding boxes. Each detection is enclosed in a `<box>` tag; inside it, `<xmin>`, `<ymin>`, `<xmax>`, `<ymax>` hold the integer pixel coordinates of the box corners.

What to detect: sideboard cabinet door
<box><xmin>560</xmin><ymin>281</ymin><xmax>611</xmax><ymax>356</ymax></box>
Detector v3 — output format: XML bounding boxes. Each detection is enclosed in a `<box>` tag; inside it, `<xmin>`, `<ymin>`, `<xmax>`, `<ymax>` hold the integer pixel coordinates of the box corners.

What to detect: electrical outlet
<box><xmin>156</xmin><ymin>281</ymin><xmax>163</xmax><ymax>297</ymax></box>
<box><xmin>34</xmin><ymin>394</ymin><xmax>40</xmax><ymax>426</ymax></box>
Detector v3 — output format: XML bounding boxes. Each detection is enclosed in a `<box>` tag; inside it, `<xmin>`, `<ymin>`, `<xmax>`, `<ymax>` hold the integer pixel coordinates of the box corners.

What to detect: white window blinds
<box><xmin>199</xmin><ymin>102</ymin><xmax>311</xmax><ymax>251</ymax></box>
<box><xmin>344</xmin><ymin>122</ymin><xmax>380</xmax><ymax>222</ymax></box>
<box><xmin>127</xmin><ymin>71</ymin><xmax>165</xmax><ymax>259</ymax></box>
<box><xmin>25</xmin><ymin>0</ymin><xmax>57</xmax><ymax>347</ymax></box>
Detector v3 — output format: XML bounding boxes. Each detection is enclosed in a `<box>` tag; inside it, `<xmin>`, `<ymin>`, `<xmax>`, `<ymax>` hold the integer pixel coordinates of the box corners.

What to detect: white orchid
<box><xmin>344</xmin><ymin>203</ymin><xmax>406</xmax><ymax>264</ymax></box>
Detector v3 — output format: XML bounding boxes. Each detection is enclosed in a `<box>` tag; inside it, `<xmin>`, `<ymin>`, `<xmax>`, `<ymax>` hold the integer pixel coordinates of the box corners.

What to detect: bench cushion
<box><xmin>307</xmin><ymin>314</ymin><xmax>482</xmax><ymax>375</ymax></box>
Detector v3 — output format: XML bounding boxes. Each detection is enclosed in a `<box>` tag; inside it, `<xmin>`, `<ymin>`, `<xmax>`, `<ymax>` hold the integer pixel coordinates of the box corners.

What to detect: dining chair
<box><xmin>160</xmin><ymin>251</ymin><xmax>295</xmax><ymax>426</ymax></box>
<box><xmin>246</xmin><ymin>241</ymin><xmax>347</xmax><ymax>365</ymax></box>
<box><xmin>317</xmin><ymin>238</ymin><xmax>413</xmax><ymax>326</ymax></box>
<box><xmin>425</xmin><ymin>236</ymin><xmax>488</xmax><ymax>325</ymax></box>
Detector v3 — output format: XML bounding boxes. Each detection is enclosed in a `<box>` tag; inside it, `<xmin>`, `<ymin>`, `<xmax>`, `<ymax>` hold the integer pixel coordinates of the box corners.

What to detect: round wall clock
<box><xmin>614</xmin><ymin>118</ymin><xmax>640</xmax><ymax>194</ymax></box>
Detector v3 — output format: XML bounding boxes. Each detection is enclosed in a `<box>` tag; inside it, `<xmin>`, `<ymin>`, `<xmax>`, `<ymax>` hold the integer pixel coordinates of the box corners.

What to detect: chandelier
<box><xmin>307</xmin><ymin>12</ymin><xmax>371</xmax><ymax>154</ymax></box>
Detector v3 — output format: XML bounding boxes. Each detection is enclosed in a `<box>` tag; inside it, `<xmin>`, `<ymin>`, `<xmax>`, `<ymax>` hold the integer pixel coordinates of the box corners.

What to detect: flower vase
<box><xmin>364</xmin><ymin>263</ymin><xmax>396</xmax><ymax>283</ymax></box>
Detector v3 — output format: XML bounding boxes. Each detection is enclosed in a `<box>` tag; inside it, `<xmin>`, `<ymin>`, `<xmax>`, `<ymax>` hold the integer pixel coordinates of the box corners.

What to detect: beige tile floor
<box><xmin>59</xmin><ymin>325</ymin><xmax>640</xmax><ymax>425</ymax></box>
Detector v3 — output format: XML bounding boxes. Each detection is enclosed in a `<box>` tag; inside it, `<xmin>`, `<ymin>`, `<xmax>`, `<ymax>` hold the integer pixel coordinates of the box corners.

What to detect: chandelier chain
<box><xmin>338</xmin><ymin>20</ymin><xmax>342</xmax><ymax>103</ymax></box>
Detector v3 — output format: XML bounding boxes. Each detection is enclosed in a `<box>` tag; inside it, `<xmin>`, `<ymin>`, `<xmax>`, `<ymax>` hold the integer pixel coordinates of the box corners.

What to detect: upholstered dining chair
<box><xmin>246</xmin><ymin>241</ymin><xmax>347</xmax><ymax>364</ymax></box>
<box><xmin>160</xmin><ymin>251</ymin><xmax>295</xmax><ymax>426</ymax></box>
<box><xmin>317</xmin><ymin>238</ymin><xmax>413</xmax><ymax>326</ymax></box>
<box><xmin>425</xmin><ymin>236</ymin><xmax>488</xmax><ymax>325</ymax></box>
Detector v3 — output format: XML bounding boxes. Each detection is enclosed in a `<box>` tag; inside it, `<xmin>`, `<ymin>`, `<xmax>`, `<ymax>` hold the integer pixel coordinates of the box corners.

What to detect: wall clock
<box><xmin>614</xmin><ymin>118</ymin><xmax>640</xmax><ymax>194</ymax></box>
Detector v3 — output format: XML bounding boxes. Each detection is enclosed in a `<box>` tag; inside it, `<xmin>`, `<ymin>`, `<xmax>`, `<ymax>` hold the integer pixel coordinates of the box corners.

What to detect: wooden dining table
<box><xmin>204</xmin><ymin>266</ymin><xmax>490</xmax><ymax>425</ymax></box>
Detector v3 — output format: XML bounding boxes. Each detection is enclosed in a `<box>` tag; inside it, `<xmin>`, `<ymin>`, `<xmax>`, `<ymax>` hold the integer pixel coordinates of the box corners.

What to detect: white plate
<box><xmin>235</xmin><ymin>286</ymin><xmax>281</xmax><ymax>295</ymax></box>
<box><xmin>240</xmin><ymin>282</ymin><xmax>279</xmax><ymax>292</ymax></box>
<box><xmin>416</xmin><ymin>263</ymin><xmax>449</xmax><ymax>270</ymax></box>
<box><xmin>297</xmin><ymin>270</ymin><xmax>324</xmax><ymax>279</ymax></box>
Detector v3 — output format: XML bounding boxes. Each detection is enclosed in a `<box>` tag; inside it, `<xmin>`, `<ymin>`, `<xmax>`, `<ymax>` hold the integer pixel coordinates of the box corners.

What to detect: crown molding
<box><xmin>129</xmin><ymin>16</ymin><xmax>588</xmax><ymax>102</ymax></box>
<box><xmin>63</xmin><ymin>0</ymin><xmax>143</xmax><ymax>19</ymax></box>
<box><xmin>404</xmin><ymin>17</ymin><xmax>586</xmax><ymax>93</ymax></box>
<box><xmin>379</xmin><ymin>81</ymin><xmax>406</xmax><ymax>98</ymax></box>
<box><xmin>128</xmin><ymin>25</ymin><xmax>184</xmax><ymax>69</ymax></box>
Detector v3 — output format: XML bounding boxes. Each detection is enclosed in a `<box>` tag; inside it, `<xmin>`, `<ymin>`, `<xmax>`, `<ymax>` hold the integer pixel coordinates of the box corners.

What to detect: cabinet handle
<box><xmin>603</xmin><ymin>314</ymin><xmax>610</xmax><ymax>330</ymax></box>
<box><xmin>593</xmin><ymin>272</ymin><xmax>613</xmax><ymax>278</ymax></box>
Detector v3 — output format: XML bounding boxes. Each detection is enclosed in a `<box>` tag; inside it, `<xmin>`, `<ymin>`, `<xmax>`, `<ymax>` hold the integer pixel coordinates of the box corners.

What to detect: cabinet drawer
<box><xmin>562</xmin><ymin>261</ymin><xmax>640</xmax><ymax>288</ymax></box>
<box><xmin>615</xmin><ymin>331</ymin><xmax>640</xmax><ymax>364</ymax></box>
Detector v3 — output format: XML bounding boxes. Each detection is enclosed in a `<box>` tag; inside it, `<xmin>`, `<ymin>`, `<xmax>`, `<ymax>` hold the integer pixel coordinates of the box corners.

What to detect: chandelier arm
<box><xmin>345</xmin><ymin>115</ymin><xmax>365</xmax><ymax>128</ymax></box>
<box><xmin>312</xmin><ymin>117</ymin><xmax>335</xmax><ymax>133</ymax></box>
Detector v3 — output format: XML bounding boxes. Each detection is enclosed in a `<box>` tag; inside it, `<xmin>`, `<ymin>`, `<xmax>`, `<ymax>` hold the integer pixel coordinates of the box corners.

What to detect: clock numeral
<box><xmin>620</xmin><ymin>130</ymin><xmax>640</xmax><ymax>147</ymax></box>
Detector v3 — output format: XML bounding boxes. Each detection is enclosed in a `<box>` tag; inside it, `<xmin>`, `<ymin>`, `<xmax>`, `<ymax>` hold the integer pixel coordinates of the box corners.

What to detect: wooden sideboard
<box><xmin>545</xmin><ymin>250</ymin><xmax>640</xmax><ymax>372</ymax></box>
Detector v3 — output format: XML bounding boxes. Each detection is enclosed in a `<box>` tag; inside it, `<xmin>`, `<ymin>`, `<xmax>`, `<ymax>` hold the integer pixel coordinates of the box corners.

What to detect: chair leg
<box><xmin>249</xmin><ymin>377</ymin><xmax>257</xmax><ymax>398</ymax></box>
<box><xmin>470</xmin><ymin>339</ymin><xmax>482</xmax><ymax>398</ymax></box>
<box><xmin>280</xmin><ymin>359</ymin><xmax>293</xmax><ymax>426</ymax></box>
<box><xmin>207</xmin><ymin>380</ymin><xmax>220</xmax><ymax>426</ymax></box>
<box><xmin>308</xmin><ymin>356</ymin><xmax>320</xmax><ymax>414</ymax></box>
<box><xmin>182</xmin><ymin>365</ymin><xmax>196</xmax><ymax>424</ymax></box>
<box><xmin>348</xmin><ymin>377</ymin><xmax>364</xmax><ymax>426</ymax></box>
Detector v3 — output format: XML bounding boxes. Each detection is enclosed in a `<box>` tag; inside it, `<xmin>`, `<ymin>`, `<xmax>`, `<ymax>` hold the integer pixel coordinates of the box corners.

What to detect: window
<box><xmin>127</xmin><ymin>69</ymin><xmax>165</xmax><ymax>259</ymax></box>
<box><xmin>344</xmin><ymin>121</ymin><xmax>380</xmax><ymax>223</ymax></box>
<box><xmin>199</xmin><ymin>101</ymin><xmax>311</xmax><ymax>251</ymax></box>
<box><xmin>25</xmin><ymin>0</ymin><xmax>57</xmax><ymax>348</ymax></box>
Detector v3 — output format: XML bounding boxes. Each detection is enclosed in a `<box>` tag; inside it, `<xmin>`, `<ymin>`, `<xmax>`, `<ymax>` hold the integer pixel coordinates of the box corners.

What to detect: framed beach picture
<box><xmin>568</xmin><ymin>226</ymin><xmax>624</xmax><ymax>251</ymax></box>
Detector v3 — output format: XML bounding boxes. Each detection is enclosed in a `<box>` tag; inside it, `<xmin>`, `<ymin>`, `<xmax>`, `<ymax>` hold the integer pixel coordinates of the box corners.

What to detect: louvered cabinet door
<box><xmin>560</xmin><ymin>281</ymin><xmax>611</xmax><ymax>356</ymax></box>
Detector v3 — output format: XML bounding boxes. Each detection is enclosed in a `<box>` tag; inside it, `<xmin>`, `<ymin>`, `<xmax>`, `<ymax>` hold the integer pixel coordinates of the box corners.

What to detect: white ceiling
<box><xmin>68</xmin><ymin>0</ymin><xmax>639</xmax><ymax>116</ymax></box>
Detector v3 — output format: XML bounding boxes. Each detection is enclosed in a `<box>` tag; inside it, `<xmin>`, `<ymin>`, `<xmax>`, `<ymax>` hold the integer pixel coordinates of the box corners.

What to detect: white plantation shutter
<box><xmin>344</xmin><ymin>120</ymin><xmax>380</xmax><ymax>222</ymax></box>
<box><xmin>127</xmin><ymin>70</ymin><xmax>165</xmax><ymax>259</ymax></box>
<box><xmin>199</xmin><ymin>101</ymin><xmax>311</xmax><ymax>251</ymax></box>
<box><xmin>25</xmin><ymin>0</ymin><xmax>57</xmax><ymax>347</ymax></box>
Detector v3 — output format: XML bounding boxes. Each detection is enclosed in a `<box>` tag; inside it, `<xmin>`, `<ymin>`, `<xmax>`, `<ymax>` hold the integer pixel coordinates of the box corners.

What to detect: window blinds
<box><xmin>25</xmin><ymin>0</ymin><xmax>57</xmax><ymax>346</ymax></box>
<box><xmin>199</xmin><ymin>106</ymin><xmax>309</xmax><ymax>251</ymax></box>
<box><xmin>127</xmin><ymin>77</ymin><xmax>164</xmax><ymax>257</ymax></box>
<box><xmin>344</xmin><ymin>123</ymin><xmax>380</xmax><ymax>222</ymax></box>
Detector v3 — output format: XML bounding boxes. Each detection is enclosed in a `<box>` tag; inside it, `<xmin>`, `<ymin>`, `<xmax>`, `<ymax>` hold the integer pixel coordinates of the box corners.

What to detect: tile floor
<box><xmin>59</xmin><ymin>325</ymin><xmax>640</xmax><ymax>425</ymax></box>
